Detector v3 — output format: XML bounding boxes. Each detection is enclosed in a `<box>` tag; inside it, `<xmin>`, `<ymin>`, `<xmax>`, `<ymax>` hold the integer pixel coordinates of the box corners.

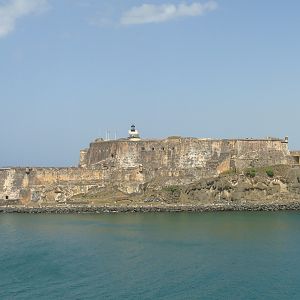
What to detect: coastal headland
<box><xmin>1</xmin><ymin>126</ymin><xmax>300</xmax><ymax>213</ymax></box>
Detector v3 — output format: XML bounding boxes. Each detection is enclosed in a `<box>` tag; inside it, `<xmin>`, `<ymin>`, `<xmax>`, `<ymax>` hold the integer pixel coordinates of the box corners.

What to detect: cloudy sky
<box><xmin>1</xmin><ymin>0</ymin><xmax>300</xmax><ymax>166</ymax></box>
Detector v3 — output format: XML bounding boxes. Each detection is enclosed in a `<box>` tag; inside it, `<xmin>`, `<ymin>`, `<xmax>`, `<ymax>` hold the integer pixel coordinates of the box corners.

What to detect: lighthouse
<box><xmin>128</xmin><ymin>124</ymin><xmax>141</xmax><ymax>141</ymax></box>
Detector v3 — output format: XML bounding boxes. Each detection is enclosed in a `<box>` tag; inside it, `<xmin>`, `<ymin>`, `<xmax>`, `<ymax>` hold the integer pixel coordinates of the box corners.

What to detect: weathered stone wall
<box><xmin>232</xmin><ymin>139</ymin><xmax>291</xmax><ymax>169</ymax></box>
<box><xmin>82</xmin><ymin>137</ymin><xmax>290</xmax><ymax>176</ymax></box>
<box><xmin>0</xmin><ymin>136</ymin><xmax>293</xmax><ymax>206</ymax></box>
<box><xmin>0</xmin><ymin>168</ymin><xmax>104</xmax><ymax>204</ymax></box>
<box><xmin>0</xmin><ymin>165</ymin><xmax>147</xmax><ymax>204</ymax></box>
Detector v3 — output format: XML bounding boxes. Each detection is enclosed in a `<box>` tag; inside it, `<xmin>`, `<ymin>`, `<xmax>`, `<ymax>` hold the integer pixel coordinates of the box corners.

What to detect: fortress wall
<box><xmin>84</xmin><ymin>138</ymin><xmax>289</xmax><ymax>174</ymax></box>
<box><xmin>85</xmin><ymin>138</ymin><xmax>233</xmax><ymax>171</ymax></box>
<box><xmin>0</xmin><ymin>137</ymin><xmax>292</xmax><ymax>205</ymax></box>
<box><xmin>234</xmin><ymin>140</ymin><xmax>290</xmax><ymax>169</ymax></box>
<box><xmin>0</xmin><ymin>165</ymin><xmax>147</xmax><ymax>204</ymax></box>
<box><xmin>0</xmin><ymin>169</ymin><xmax>23</xmax><ymax>201</ymax></box>
<box><xmin>0</xmin><ymin>168</ymin><xmax>105</xmax><ymax>204</ymax></box>
<box><xmin>32</xmin><ymin>168</ymin><xmax>103</xmax><ymax>185</ymax></box>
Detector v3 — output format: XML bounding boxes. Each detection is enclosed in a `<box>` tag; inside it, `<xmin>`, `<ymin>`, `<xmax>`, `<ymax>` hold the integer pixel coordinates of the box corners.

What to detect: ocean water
<box><xmin>1</xmin><ymin>212</ymin><xmax>300</xmax><ymax>299</ymax></box>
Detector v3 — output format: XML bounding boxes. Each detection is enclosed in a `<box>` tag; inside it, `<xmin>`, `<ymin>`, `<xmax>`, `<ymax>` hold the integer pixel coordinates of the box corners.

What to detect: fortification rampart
<box><xmin>0</xmin><ymin>168</ymin><xmax>104</xmax><ymax>204</ymax></box>
<box><xmin>81</xmin><ymin>137</ymin><xmax>291</xmax><ymax>174</ymax></box>
<box><xmin>0</xmin><ymin>133</ymin><xmax>297</xmax><ymax>206</ymax></box>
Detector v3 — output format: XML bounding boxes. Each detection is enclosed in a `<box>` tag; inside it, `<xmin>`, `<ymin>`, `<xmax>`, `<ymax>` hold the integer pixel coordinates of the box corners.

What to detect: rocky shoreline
<box><xmin>2</xmin><ymin>202</ymin><xmax>300</xmax><ymax>214</ymax></box>
<box><xmin>2</xmin><ymin>165</ymin><xmax>300</xmax><ymax>213</ymax></box>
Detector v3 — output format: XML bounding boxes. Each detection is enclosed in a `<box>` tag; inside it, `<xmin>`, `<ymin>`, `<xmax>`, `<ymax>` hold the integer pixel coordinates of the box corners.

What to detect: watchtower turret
<box><xmin>128</xmin><ymin>124</ymin><xmax>141</xmax><ymax>141</ymax></box>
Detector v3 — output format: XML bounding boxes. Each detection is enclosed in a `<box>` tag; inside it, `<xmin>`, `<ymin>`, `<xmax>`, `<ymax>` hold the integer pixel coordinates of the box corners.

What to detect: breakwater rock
<box><xmin>2</xmin><ymin>202</ymin><xmax>300</xmax><ymax>214</ymax></box>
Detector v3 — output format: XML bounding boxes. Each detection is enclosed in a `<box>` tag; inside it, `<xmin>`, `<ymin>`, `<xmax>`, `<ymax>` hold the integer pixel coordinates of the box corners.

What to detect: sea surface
<box><xmin>1</xmin><ymin>212</ymin><xmax>300</xmax><ymax>299</ymax></box>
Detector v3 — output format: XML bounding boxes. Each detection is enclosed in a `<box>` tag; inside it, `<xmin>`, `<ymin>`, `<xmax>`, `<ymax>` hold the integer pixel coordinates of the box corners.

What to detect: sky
<box><xmin>0</xmin><ymin>0</ymin><xmax>300</xmax><ymax>167</ymax></box>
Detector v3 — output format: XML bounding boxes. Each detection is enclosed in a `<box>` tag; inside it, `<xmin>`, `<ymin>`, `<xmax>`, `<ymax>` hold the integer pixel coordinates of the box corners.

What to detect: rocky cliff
<box><xmin>1</xmin><ymin>165</ymin><xmax>300</xmax><ymax>211</ymax></box>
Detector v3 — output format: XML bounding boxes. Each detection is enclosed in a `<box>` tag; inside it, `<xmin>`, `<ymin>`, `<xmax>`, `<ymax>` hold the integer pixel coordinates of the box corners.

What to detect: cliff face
<box><xmin>149</xmin><ymin>166</ymin><xmax>300</xmax><ymax>205</ymax></box>
<box><xmin>0</xmin><ymin>136</ymin><xmax>298</xmax><ymax>207</ymax></box>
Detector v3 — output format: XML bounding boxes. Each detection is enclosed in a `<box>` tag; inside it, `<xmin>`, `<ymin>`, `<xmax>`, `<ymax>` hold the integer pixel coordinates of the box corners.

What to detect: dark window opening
<box><xmin>162</xmin><ymin>147</ymin><xmax>165</xmax><ymax>151</ymax></box>
<box><xmin>5</xmin><ymin>196</ymin><xmax>8</xmax><ymax>200</ymax></box>
<box><xmin>141</xmin><ymin>147</ymin><xmax>145</xmax><ymax>151</ymax></box>
<box><xmin>172</xmin><ymin>147</ymin><xmax>175</xmax><ymax>150</ymax></box>
<box><xmin>111</xmin><ymin>154</ymin><xmax>115</xmax><ymax>158</ymax></box>
<box><xmin>152</xmin><ymin>147</ymin><xmax>155</xmax><ymax>151</ymax></box>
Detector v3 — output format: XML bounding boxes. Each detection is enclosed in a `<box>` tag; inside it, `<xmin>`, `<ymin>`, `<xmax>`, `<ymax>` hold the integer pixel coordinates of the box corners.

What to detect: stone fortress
<box><xmin>1</xmin><ymin>125</ymin><xmax>300</xmax><ymax>206</ymax></box>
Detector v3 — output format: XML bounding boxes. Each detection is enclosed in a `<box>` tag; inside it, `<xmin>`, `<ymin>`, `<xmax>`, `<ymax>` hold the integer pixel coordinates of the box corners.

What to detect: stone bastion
<box><xmin>1</xmin><ymin>130</ymin><xmax>299</xmax><ymax>205</ymax></box>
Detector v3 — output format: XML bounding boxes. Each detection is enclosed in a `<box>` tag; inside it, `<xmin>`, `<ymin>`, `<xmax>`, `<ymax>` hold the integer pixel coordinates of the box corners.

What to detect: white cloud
<box><xmin>120</xmin><ymin>1</ymin><xmax>218</xmax><ymax>25</ymax></box>
<box><xmin>0</xmin><ymin>0</ymin><xmax>48</xmax><ymax>38</ymax></box>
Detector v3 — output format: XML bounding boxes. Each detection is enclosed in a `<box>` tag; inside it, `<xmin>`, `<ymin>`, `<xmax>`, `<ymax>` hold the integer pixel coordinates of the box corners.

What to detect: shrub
<box><xmin>164</xmin><ymin>186</ymin><xmax>180</xmax><ymax>193</ymax></box>
<box><xmin>245</xmin><ymin>168</ymin><xmax>256</xmax><ymax>178</ymax></box>
<box><xmin>163</xmin><ymin>186</ymin><xmax>181</xmax><ymax>200</ymax></box>
<box><xmin>266</xmin><ymin>167</ymin><xmax>274</xmax><ymax>177</ymax></box>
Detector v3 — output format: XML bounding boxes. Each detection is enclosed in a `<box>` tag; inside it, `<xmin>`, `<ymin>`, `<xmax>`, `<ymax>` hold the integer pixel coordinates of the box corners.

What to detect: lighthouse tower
<box><xmin>128</xmin><ymin>124</ymin><xmax>141</xmax><ymax>141</ymax></box>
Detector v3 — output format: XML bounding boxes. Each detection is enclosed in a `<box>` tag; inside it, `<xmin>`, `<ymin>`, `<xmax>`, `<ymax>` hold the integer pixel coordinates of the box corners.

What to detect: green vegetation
<box><xmin>265</xmin><ymin>167</ymin><xmax>274</xmax><ymax>177</ymax></box>
<box><xmin>164</xmin><ymin>185</ymin><xmax>180</xmax><ymax>194</ymax></box>
<box><xmin>245</xmin><ymin>168</ymin><xmax>256</xmax><ymax>178</ymax></box>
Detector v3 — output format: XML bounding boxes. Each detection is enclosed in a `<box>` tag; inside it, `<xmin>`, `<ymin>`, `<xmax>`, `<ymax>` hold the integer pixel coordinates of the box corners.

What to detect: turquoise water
<box><xmin>1</xmin><ymin>212</ymin><xmax>300</xmax><ymax>299</ymax></box>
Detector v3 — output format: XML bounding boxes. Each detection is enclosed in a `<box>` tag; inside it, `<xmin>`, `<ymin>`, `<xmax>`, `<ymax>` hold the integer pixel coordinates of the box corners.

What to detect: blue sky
<box><xmin>0</xmin><ymin>0</ymin><xmax>300</xmax><ymax>166</ymax></box>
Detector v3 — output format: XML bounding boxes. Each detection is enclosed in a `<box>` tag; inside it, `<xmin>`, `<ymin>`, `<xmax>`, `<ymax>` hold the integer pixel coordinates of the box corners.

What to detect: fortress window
<box><xmin>161</xmin><ymin>147</ymin><xmax>165</xmax><ymax>151</ymax></box>
<box><xmin>5</xmin><ymin>196</ymin><xmax>8</xmax><ymax>200</ymax></box>
<box><xmin>111</xmin><ymin>154</ymin><xmax>115</xmax><ymax>158</ymax></box>
<box><xmin>152</xmin><ymin>147</ymin><xmax>155</xmax><ymax>151</ymax></box>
